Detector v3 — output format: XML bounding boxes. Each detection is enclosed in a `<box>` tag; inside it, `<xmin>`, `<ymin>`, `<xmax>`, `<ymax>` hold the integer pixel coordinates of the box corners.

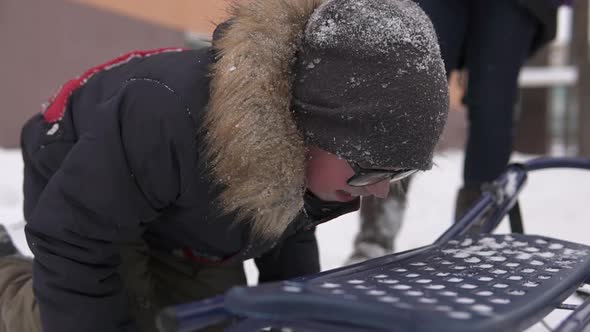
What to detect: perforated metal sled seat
<box><xmin>221</xmin><ymin>234</ymin><xmax>590</xmax><ymax>332</ymax></box>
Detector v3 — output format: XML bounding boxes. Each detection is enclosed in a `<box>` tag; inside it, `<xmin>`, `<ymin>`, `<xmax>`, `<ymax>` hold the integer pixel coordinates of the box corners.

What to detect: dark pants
<box><xmin>415</xmin><ymin>0</ymin><xmax>538</xmax><ymax>186</ymax></box>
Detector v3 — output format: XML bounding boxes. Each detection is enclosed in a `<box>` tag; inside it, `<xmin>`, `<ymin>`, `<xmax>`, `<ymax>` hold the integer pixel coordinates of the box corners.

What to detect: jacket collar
<box><xmin>205</xmin><ymin>0</ymin><xmax>323</xmax><ymax>241</ymax></box>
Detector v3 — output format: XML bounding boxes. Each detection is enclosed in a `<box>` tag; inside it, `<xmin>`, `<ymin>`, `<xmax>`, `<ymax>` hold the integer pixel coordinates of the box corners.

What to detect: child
<box><xmin>0</xmin><ymin>0</ymin><xmax>448</xmax><ymax>331</ymax></box>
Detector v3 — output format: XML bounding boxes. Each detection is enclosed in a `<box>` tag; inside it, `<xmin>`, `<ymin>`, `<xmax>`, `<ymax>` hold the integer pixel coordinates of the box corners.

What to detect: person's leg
<box><xmin>118</xmin><ymin>242</ymin><xmax>247</xmax><ymax>332</ymax></box>
<box><xmin>150</xmin><ymin>251</ymin><xmax>246</xmax><ymax>332</ymax></box>
<box><xmin>456</xmin><ymin>0</ymin><xmax>538</xmax><ymax>219</ymax></box>
<box><xmin>149</xmin><ymin>251</ymin><xmax>246</xmax><ymax>307</ymax></box>
<box><xmin>117</xmin><ymin>241</ymin><xmax>162</xmax><ymax>332</ymax></box>
<box><xmin>0</xmin><ymin>257</ymin><xmax>41</xmax><ymax>332</ymax></box>
<box><xmin>348</xmin><ymin>178</ymin><xmax>410</xmax><ymax>263</ymax></box>
<box><xmin>348</xmin><ymin>0</ymin><xmax>469</xmax><ymax>264</ymax></box>
<box><xmin>0</xmin><ymin>225</ymin><xmax>41</xmax><ymax>332</ymax></box>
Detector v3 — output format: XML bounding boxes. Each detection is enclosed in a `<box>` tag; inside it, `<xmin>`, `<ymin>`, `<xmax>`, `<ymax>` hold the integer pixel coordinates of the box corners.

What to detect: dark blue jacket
<box><xmin>21</xmin><ymin>47</ymin><xmax>357</xmax><ymax>332</ymax></box>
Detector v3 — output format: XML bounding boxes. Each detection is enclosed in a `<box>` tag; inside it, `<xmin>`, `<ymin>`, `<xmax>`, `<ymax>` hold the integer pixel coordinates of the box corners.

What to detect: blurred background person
<box><xmin>348</xmin><ymin>0</ymin><xmax>565</xmax><ymax>263</ymax></box>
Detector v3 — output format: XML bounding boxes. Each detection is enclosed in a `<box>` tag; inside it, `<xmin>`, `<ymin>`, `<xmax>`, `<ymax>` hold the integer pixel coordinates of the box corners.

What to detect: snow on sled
<box><xmin>157</xmin><ymin>157</ymin><xmax>590</xmax><ymax>332</ymax></box>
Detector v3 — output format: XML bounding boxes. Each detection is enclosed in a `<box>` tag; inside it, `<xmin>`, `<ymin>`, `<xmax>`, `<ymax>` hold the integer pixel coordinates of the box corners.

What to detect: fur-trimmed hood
<box><xmin>206</xmin><ymin>0</ymin><xmax>323</xmax><ymax>241</ymax></box>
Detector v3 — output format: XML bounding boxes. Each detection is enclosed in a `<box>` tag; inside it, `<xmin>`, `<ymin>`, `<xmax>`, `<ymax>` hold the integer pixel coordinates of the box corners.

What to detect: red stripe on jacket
<box><xmin>42</xmin><ymin>48</ymin><xmax>185</xmax><ymax>123</ymax></box>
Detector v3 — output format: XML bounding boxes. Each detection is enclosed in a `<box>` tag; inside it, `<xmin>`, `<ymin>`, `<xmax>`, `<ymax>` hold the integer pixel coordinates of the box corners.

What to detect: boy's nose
<box><xmin>364</xmin><ymin>179</ymin><xmax>390</xmax><ymax>199</ymax></box>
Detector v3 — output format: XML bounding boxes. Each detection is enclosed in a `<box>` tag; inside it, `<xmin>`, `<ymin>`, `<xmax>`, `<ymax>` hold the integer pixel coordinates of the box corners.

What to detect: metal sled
<box><xmin>157</xmin><ymin>157</ymin><xmax>590</xmax><ymax>332</ymax></box>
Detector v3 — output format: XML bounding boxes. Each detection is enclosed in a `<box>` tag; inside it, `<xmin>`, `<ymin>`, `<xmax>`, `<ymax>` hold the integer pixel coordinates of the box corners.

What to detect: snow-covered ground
<box><xmin>1</xmin><ymin>147</ymin><xmax>589</xmax><ymax>331</ymax></box>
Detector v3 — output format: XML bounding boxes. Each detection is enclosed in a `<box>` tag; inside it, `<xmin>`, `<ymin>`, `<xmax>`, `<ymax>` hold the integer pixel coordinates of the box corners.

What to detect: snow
<box><xmin>1</xmin><ymin>147</ymin><xmax>590</xmax><ymax>330</ymax></box>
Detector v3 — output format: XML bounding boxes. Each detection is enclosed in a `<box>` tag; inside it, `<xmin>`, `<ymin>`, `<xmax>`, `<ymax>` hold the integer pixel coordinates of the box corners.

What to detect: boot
<box><xmin>454</xmin><ymin>186</ymin><xmax>484</xmax><ymax>222</ymax></box>
<box><xmin>0</xmin><ymin>225</ymin><xmax>18</xmax><ymax>257</ymax></box>
<box><xmin>346</xmin><ymin>178</ymin><xmax>411</xmax><ymax>265</ymax></box>
<box><xmin>454</xmin><ymin>184</ymin><xmax>500</xmax><ymax>235</ymax></box>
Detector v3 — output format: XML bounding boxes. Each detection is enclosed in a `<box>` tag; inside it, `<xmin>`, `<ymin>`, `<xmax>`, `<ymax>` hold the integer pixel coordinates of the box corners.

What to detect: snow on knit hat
<box><xmin>292</xmin><ymin>0</ymin><xmax>449</xmax><ymax>170</ymax></box>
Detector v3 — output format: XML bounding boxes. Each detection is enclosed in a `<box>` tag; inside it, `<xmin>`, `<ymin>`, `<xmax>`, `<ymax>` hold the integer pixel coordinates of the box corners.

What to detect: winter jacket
<box><xmin>21</xmin><ymin>1</ymin><xmax>356</xmax><ymax>331</ymax></box>
<box><xmin>519</xmin><ymin>0</ymin><xmax>559</xmax><ymax>55</ymax></box>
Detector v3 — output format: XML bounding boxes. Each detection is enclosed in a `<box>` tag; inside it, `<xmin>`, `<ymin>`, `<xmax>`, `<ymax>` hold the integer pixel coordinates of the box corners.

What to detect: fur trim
<box><xmin>206</xmin><ymin>0</ymin><xmax>323</xmax><ymax>240</ymax></box>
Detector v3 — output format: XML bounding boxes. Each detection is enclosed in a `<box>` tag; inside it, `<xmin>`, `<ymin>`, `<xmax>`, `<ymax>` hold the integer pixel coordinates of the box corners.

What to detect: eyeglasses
<box><xmin>347</xmin><ymin>162</ymin><xmax>418</xmax><ymax>187</ymax></box>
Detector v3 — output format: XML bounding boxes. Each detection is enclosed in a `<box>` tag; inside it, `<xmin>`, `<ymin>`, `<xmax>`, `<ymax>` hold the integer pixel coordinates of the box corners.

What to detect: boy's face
<box><xmin>305</xmin><ymin>146</ymin><xmax>391</xmax><ymax>202</ymax></box>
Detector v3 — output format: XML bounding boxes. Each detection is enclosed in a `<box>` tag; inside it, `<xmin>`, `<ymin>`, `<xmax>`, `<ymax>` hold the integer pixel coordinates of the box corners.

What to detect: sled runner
<box><xmin>157</xmin><ymin>157</ymin><xmax>590</xmax><ymax>332</ymax></box>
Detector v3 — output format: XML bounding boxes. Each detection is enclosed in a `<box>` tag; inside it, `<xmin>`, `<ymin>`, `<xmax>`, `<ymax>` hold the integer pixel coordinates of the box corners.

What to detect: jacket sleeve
<box><xmin>254</xmin><ymin>193</ymin><xmax>360</xmax><ymax>283</ymax></box>
<box><xmin>254</xmin><ymin>227</ymin><xmax>320</xmax><ymax>283</ymax></box>
<box><xmin>24</xmin><ymin>80</ymin><xmax>192</xmax><ymax>332</ymax></box>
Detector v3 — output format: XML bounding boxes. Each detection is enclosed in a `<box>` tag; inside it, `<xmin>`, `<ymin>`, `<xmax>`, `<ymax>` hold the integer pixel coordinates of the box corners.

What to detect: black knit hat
<box><xmin>292</xmin><ymin>0</ymin><xmax>449</xmax><ymax>170</ymax></box>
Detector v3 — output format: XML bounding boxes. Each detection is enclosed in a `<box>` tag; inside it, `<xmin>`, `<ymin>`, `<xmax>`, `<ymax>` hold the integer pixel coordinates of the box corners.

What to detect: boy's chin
<box><xmin>333</xmin><ymin>190</ymin><xmax>359</xmax><ymax>202</ymax></box>
<box><xmin>307</xmin><ymin>188</ymin><xmax>358</xmax><ymax>203</ymax></box>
